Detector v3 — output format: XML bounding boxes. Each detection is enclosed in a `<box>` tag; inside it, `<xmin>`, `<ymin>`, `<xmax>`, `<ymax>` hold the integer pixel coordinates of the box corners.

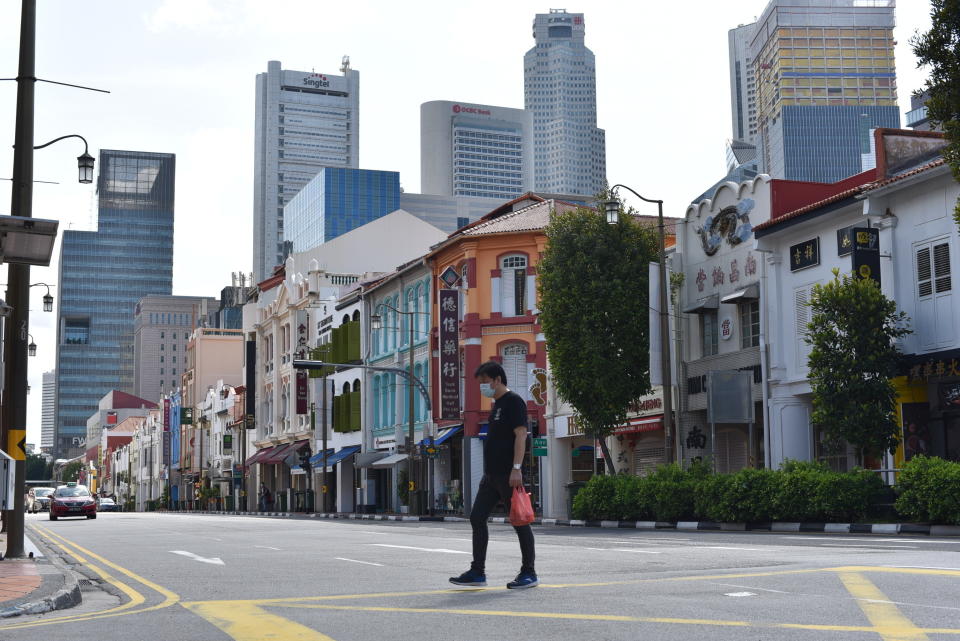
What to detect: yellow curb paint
<box><xmin>183</xmin><ymin>601</ymin><xmax>336</xmax><ymax>641</ymax></box>
<box><xmin>838</xmin><ymin>572</ymin><xmax>930</xmax><ymax>641</ymax></box>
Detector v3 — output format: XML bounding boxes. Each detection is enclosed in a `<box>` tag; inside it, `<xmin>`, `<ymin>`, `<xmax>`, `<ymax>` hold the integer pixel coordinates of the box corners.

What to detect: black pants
<box><xmin>469</xmin><ymin>474</ymin><xmax>535</xmax><ymax>575</ymax></box>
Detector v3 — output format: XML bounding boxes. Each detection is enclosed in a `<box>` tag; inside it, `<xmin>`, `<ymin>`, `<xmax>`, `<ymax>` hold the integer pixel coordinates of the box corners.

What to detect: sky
<box><xmin>0</xmin><ymin>0</ymin><xmax>935</xmax><ymax>448</ymax></box>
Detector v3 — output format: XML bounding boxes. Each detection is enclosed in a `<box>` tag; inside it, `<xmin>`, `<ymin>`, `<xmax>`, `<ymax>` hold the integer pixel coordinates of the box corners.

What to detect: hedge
<box><xmin>894</xmin><ymin>455</ymin><xmax>960</xmax><ymax>525</ymax></box>
<box><xmin>571</xmin><ymin>459</ymin><xmax>886</xmax><ymax>523</ymax></box>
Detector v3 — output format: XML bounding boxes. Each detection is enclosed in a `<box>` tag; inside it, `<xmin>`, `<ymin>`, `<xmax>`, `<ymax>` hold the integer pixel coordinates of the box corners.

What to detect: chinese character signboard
<box><xmin>296</xmin><ymin>309</ymin><xmax>309</xmax><ymax>414</ymax></box>
<box><xmin>852</xmin><ymin>227</ymin><xmax>880</xmax><ymax>286</ymax></box>
<box><xmin>837</xmin><ymin>225</ymin><xmax>856</xmax><ymax>257</ymax></box>
<box><xmin>789</xmin><ymin>238</ymin><xmax>820</xmax><ymax>272</ymax></box>
<box><xmin>438</xmin><ymin>289</ymin><xmax>460</xmax><ymax>419</ymax></box>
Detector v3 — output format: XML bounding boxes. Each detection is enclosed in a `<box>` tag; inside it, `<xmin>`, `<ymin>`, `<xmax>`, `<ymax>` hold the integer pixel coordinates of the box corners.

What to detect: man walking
<box><xmin>450</xmin><ymin>362</ymin><xmax>538</xmax><ymax>589</ymax></box>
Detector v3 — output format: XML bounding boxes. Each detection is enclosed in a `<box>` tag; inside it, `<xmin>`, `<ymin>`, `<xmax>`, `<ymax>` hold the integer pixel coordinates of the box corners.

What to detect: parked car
<box><xmin>49</xmin><ymin>483</ymin><xmax>97</xmax><ymax>520</ymax></box>
<box><xmin>29</xmin><ymin>487</ymin><xmax>55</xmax><ymax>513</ymax></box>
<box><xmin>97</xmin><ymin>497</ymin><xmax>118</xmax><ymax>512</ymax></box>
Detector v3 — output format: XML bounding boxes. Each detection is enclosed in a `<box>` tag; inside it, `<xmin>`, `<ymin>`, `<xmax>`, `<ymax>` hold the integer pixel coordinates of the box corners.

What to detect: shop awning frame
<box><xmin>370</xmin><ymin>453</ymin><xmax>409</xmax><ymax>469</ymax></box>
<box><xmin>682</xmin><ymin>294</ymin><xmax>719</xmax><ymax>314</ymax></box>
<box><xmin>720</xmin><ymin>284</ymin><xmax>760</xmax><ymax>304</ymax></box>
<box><xmin>245</xmin><ymin>445</ymin><xmax>277</xmax><ymax>466</ymax></box>
<box><xmin>433</xmin><ymin>425</ymin><xmax>463</xmax><ymax>446</ymax></box>
<box><xmin>309</xmin><ymin>445</ymin><xmax>361</xmax><ymax>470</ymax></box>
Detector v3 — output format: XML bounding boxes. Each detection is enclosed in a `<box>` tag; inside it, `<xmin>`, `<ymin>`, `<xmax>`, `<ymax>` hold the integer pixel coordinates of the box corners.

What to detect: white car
<box><xmin>29</xmin><ymin>487</ymin><xmax>55</xmax><ymax>513</ymax></box>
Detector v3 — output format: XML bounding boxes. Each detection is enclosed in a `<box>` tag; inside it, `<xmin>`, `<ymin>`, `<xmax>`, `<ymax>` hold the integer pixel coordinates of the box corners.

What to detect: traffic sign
<box><xmin>7</xmin><ymin>429</ymin><xmax>26</xmax><ymax>461</ymax></box>
<box><xmin>532</xmin><ymin>437</ymin><xmax>548</xmax><ymax>457</ymax></box>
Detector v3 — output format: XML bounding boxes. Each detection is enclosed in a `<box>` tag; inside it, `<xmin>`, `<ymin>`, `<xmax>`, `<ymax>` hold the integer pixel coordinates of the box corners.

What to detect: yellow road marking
<box><xmin>0</xmin><ymin>525</ymin><xmax>181</xmax><ymax>630</ymax></box>
<box><xmin>183</xmin><ymin>601</ymin><xmax>336</xmax><ymax>641</ymax></box>
<box><xmin>838</xmin><ymin>572</ymin><xmax>930</xmax><ymax>641</ymax></box>
<box><xmin>831</xmin><ymin>565</ymin><xmax>960</xmax><ymax>578</ymax></box>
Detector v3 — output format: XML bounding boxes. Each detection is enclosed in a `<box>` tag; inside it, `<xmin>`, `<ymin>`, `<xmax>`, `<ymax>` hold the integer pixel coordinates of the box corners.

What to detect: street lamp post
<box><xmin>604</xmin><ymin>186</ymin><xmax>675</xmax><ymax>465</ymax></box>
<box><xmin>370</xmin><ymin>303</ymin><xmax>428</xmax><ymax>515</ymax></box>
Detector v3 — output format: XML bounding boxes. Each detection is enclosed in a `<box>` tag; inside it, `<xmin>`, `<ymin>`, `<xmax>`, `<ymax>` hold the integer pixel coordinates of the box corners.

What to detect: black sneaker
<box><xmin>506</xmin><ymin>571</ymin><xmax>539</xmax><ymax>589</ymax></box>
<box><xmin>449</xmin><ymin>569</ymin><xmax>487</xmax><ymax>587</ymax></box>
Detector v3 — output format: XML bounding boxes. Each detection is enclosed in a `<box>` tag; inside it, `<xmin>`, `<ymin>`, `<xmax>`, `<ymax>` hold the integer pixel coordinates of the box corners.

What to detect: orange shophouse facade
<box><xmin>427</xmin><ymin>196</ymin><xmax>580</xmax><ymax>512</ymax></box>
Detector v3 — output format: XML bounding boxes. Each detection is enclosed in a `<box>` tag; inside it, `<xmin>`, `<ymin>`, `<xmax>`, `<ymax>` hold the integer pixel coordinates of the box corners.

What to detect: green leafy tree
<box><xmin>806</xmin><ymin>271</ymin><xmax>911</xmax><ymax>461</ymax></box>
<box><xmin>538</xmin><ymin>204</ymin><xmax>658</xmax><ymax>473</ymax></box>
<box><xmin>61</xmin><ymin>460</ymin><xmax>83</xmax><ymax>483</ymax></box>
<box><xmin>912</xmin><ymin>0</ymin><xmax>960</xmax><ymax>229</ymax></box>
<box><xmin>25</xmin><ymin>453</ymin><xmax>49</xmax><ymax>480</ymax></box>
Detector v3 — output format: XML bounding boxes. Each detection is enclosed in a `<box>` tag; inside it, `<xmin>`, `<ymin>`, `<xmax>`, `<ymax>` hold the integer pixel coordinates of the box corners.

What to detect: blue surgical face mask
<box><xmin>479</xmin><ymin>382</ymin><xmax>496</xmax><ymax>398</ymax></box>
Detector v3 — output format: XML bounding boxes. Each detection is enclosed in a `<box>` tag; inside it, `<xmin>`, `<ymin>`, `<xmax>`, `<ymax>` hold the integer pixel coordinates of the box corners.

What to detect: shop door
<box><xmin>715</xmin><ymin>427</ymin><xmax>749</xmax><ymax>473</ymax></box>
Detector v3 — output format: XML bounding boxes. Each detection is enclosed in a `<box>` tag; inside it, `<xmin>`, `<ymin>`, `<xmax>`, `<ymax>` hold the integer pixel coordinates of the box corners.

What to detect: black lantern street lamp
<box><xmin>370</xmin><ymin>313</ymin><xmax>383</xmax><ymax>331</ymax></box>
<box><xmin>77</xmin><ymin>151</ymin><xmax>95</xmax><ymax>184</ymax></box>
<box><xmin>603</xmin><ymin>198</ymin><xmax>620</xmax><ymax>225</ymax></box>
<box><xmin>28</xmin><ymin>334</ymin><xmax>36</xmax><ymax>357</ymax></box>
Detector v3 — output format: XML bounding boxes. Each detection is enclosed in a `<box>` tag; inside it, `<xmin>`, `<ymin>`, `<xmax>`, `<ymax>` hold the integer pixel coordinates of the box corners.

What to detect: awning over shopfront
<box><xmin>613</xmin><ymin>416</ymin><xmax>664</xmax><ymax>435</ymax></box>
<box><xmin>245</xmin><ymin>445</ymin><xmax>277</xmax><ymax>466</ymax></box>
<box><xmin>370</xmin><ymin>453</ymin><xmax>409</xmax><ymax>468</ymax></box>
<box><xmin>720</xmin><ymin>284</ymin><xmax>759</xmax><ymax>304</ymax></box>
<box><xmin>682</xmin><ymin>294</ymin><xmax>719</xmax><ymax>314</ymax></box>
<box><xmin>433</xmin><ymin>426</ymin><xmax>463</xmax><ymax>445</ymax></box>
<box><xmin>261</xmin><ymin>440</ymin><xmax>308</xmax><ymax>465</ymax></box>
<box><xmin>355</xmin><ymin>451</ymin><xmax>390</xmax><ymax>468</ymax></box>
<box><xmin>309</xmin><ymin>445</ymin><xmax>361</xmax><ymax>470</ymax></box>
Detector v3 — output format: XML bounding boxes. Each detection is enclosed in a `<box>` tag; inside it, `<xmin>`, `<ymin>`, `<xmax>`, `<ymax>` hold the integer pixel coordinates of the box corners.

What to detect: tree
<box><xmin>61</xmin><ymin>460</ymin><xmax>83</xmax><ymax>483</ymax></box>
<box><xmin>25</xmin><ymin>453</ymin><xmax>49</xmax><ymax>480</ymax></box>
<box><xmin>912</xmin><ymin>0</ymin><xmax>960</xmax><ymax>230</ymax></box>
<box><xmin>538</xmin><ymin>204</ymin><xmax>659</xmax><ymax>473</ymax></box>
<box><xmin>806</xmin><ymin>271</ymin><xmax>911</xmax><ymax>461</ymax></box>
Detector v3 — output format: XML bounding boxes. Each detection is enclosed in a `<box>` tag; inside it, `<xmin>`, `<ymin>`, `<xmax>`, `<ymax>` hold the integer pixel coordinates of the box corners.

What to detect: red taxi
<box><xmin>49</xmin><ymin>483</ymin><xmax>97</xmax><ymax>520</ymax></box>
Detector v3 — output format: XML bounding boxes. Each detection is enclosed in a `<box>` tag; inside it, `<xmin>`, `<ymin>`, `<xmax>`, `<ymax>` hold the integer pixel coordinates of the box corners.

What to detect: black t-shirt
<box><xmin>484</xmin><ymin>390</ymin><xmax>528</xmax><ymax>475</ymax></box>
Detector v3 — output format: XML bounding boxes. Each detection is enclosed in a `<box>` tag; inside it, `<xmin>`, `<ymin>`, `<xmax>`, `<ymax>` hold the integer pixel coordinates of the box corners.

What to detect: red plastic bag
<box><xmin>509</xmin><ymin>487</ymin><xmax>535</xmax><ymax>526</ymax></box>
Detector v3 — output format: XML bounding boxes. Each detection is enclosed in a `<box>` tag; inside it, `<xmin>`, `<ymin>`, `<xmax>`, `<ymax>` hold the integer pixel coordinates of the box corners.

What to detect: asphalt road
<box><xmin>3</xmin><ymin>511</ymin><xmax>959</xmax><ymax>640</ymax></box>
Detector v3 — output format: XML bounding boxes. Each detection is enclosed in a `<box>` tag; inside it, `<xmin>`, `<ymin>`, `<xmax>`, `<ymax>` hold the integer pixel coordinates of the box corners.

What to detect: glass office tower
<box><xmin>54</xmin><ymin>150</ymin><xmax>175</xmax><ymax>457</ymax></box>
<box><xmin>283</xmin><ymin>167</ymin><xmax>400</xmax><ymax>253</ymax></box>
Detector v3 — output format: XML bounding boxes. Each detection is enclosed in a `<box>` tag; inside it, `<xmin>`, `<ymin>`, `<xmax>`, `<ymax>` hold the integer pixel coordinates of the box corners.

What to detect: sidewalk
<box><xmin>0</xmin><ymin>528</ymin><xmax>82</xmax><ymax>618</ymax></box>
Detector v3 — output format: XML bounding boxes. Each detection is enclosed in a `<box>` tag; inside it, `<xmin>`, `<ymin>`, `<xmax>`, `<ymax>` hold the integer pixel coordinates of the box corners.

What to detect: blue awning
<box><xmin>309</xmin><ymin>445</ymin><xmax>360</xmax><ymax>468</ymax></box>
<box><xmin>434</xmin><ymin>425</ymin><xmax>463</xmax><ymax>445</ymax></box>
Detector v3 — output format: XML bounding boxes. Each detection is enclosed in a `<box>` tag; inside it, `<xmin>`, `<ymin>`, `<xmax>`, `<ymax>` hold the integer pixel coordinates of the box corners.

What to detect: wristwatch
<box><xmin>512</xmin><ymin>464</ymin><xmax>522</xmax><ymax>470</ymax></box>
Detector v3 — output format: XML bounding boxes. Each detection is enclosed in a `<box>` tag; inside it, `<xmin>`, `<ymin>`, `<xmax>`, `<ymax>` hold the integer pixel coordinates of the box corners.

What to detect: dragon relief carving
<box><xmin>696</xmin><ymin>198</ymin><xmax>755</xmax><ymax>256</ymax></box>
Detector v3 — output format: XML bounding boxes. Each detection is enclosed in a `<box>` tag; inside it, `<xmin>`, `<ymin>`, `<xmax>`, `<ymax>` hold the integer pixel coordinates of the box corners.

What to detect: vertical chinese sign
<box><xmin>439</xmin><ymin>289</ymin><xmax>460</xmax><ymax>419</ymax></box>
<box><xmin>296</xmin><ymin>309</ymin><xmax>309</xmax><ymax>414</ymax></box>
<box><xmin>163</xmin><ymin>398</ymin><xmax>171</xmax><ymax>466</ymax></box>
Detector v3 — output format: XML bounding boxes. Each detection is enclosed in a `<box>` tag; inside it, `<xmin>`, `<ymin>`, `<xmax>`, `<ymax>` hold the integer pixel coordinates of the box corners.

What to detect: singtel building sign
<box><xmin>281</xmin><ymin>71</ymin><xmax>348</xmax><ymax>93</ymax></box>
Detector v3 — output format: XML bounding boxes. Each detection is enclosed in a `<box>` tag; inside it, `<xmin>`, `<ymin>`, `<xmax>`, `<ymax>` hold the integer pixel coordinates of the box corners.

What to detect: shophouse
<box><xmin>754</xmin><ymin>128</ymin><xmax>956</xmax><ymax>472</ymax></box>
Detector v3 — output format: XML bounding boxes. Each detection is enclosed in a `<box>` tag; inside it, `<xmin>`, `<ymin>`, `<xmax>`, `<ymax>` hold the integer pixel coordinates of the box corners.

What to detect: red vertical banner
<box><xmin>163</xmin><ymin>398</ymin><xmax>171</xmax><ymax>467</ymax></box>
<box><xmin>439</xmin><ymin>289</ymin><xmax>461</xmax><ymax>419</ymax></box>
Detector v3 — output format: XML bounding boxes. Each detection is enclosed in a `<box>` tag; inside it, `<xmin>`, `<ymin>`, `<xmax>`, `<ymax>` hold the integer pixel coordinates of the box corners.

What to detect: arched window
<box><xmin>500</xmin><ymin>254</ymin><xmax>528</xmax><ymax>317</ymax></box>
<box><xmin>380</xmin><ymin>375</ymin><xmax>390</xmax><ymax>428</ymax></box>
<box><xmin>404</xmin><ymin>288</ymin><xmax>415</xmax><ymax>346</ymax></box>
<box><xmin>391</xmin><ymin>295</ymin><xmax>400</xmax><ymax>350</ymax></box>
<box><xmin>501</xmin><ymin>343</ymin><xmax>529</xmax><ymax>401</ymax></box>
<box><xmin>353</xmin><ymin>379</ymin><xmax>360</xmax><ymax>392</ymax></box>
<box><xmin>342</xmin><ymin>314</ymin><xmax>350</xmax><ymax>325</ymax></box>
<box><xmin>380</xmin><ymin>299</ymin><xmax>388</xmax><ymax>354</ymax></box>
<box><xmin>342</xmin><ymin>381</ymin><xmax>350</xmax><ymax>394</ymax></box>
<box><xmin>352</xmin><ymin>310</ymin><xmax>360</xmax><ymax>322</ymax></box>
<box><xmin>388</xmin><ymin>375</ymin><xmax>396</xmax><ymax>426</ymax></box>
<box><xmin>412</xmin><ymin>363</ymin><xmax>422</xmax><ymax>422</ymax></box>
<box><xmin>416</xmin><ymin>283</ymin><xmax>426</xmax><ymax>337</ymax></box>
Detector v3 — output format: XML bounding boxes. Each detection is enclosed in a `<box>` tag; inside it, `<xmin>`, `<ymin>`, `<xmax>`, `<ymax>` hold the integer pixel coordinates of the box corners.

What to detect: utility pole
<box><xmin>407</xmin><ymin>313</ymin><xmax>416</xmax><ymax>514</ymax></box>
<box><xmin>1</xmin><ymin>0</ymin><xmax>36</xmax><ymax>558</ymax></box>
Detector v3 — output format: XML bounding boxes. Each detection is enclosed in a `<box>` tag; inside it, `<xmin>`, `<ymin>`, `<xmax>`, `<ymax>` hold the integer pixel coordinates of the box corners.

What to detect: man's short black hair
<box><xmin>474</xmin><ymin>361</ymin><xmax>507</xmax><ymax>384</ymax></box>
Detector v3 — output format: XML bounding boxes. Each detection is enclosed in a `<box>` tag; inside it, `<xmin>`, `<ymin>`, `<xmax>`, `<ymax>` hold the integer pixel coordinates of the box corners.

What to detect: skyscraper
<box><xmin>253</xmin><ymin>58</ymin><xmax>360</xmax><ymax>281</ymax></box>
<box><xmin>41</xmin><ymin>370</ymin><xmax>55</xmax><ymax>453</ymax></box>
<box><xmin>133</xmin><ymin>295</ymin><xmax>218</xmax><ymax>402</ymax></box>
<box><xmin>283</xmin><ymin>167</ymin><xmax>400</xmax><ymax>253</ymax></box>
<box><xmin>54</xmin><ymin>150</ymin><xmax>175</xmax><ymax>457</ymax></box>
<box><xmin>746</xmin><ymin>0</ymin><xmax>900</xmax><ymax>182</ymax></box>
<box><xmin>420</xmin><ymin>100</ymin><xmax>533</xmax><ymax>200</ymax></box>
<box><xmin>524</xmin><ymin>9</ymin><xmax>606</xmax><ymax>197</ymax></box>
<box><xmin>729</xmin><ymin>23</ymin><xmax>759</xmax><ymax>146</ymax></box>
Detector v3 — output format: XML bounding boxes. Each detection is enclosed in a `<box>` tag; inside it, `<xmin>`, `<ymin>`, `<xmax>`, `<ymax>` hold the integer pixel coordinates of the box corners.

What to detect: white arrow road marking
<box><xmin>368</xmin><ymin>544</ymin><xmax>469</xmax><ymax>555</ymax></box>
<box><xmin>255</xmin><ymin>545</ymin><xmax>281</xmax><ymax>550</ymax></box>
<box><xmin>335</xmin><ymin>557</ymin><xmax>385</xmax><ymax>567</ymax></box>
<box><xmin>169</xmin><ymin>550</ymin><xmax>225</xmax><ymax>565</ymax></box>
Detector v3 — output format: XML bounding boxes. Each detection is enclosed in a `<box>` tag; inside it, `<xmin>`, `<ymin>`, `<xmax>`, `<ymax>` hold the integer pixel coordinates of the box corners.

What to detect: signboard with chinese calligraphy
<box><xmin>837</xmin><ymin>225</ymin><xmax>856</xmax><ymax>257</ymax></box>
<box><xmin>296</xmin><ymin>309</ymin><xmax>309</xmax><ymax>414</ymax></box>
<box><xmin>789</xmin><ymin>238</ymin><xmax>820</xmax><ymax>272</ymax></box>
<box><xmin>438</xmin><ymin>289</ymin><xmax>460</xmax><ymax>420</ymax></box>
<box><xmin>852</xmin><ymin>227</ymin><xmax>880</xmax><ymax>286</ymax></box>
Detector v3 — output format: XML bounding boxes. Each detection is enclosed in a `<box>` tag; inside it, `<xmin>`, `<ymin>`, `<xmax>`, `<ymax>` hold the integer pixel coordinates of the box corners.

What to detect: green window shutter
<box><xmin>351</xmin><ymin>391</ymin><xmax>361</xmax><ymax>431</ymax></box>
<box><xmin>347</xmin><ymin>321</ymin><xmax>361</xmax><ymax>362</ymax></box>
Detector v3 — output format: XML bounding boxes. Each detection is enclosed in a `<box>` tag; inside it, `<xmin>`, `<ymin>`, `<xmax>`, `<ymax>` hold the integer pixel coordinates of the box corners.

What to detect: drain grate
<box><xmin>77</xmin><ymin>578</ymin><xmax>99</xmax><ymax>591</ymax></box>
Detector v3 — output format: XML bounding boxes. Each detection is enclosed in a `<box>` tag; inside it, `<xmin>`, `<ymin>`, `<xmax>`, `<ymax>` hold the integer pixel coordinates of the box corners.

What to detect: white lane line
<box><xmin>368</xmin><ymin>544</ymin><xmax>469</xmax><ymax>555</ymax></box>
<box><xmin>785</xmin><ymin>536</ymin><xmax>955</xmax><ymax>544</ymax></box>
<box><xmin>586</xmin><ymin>548</ymin><xmax>662</xmax><ymax>554</ymax></box>
<box><xmin>701</xmin><ymin>546</ymin><xmax>764</xmax><ymax>551</ymax></box>
<box><xmin>335</xmin><ymin>557</ymin><xmax>385</xmax><ymax>567</ymax></box>
<box><xmin>356</xmin><ymin>531</ymin><xmax>389</xmax><ymax>535</ymax></box>
<box><xmin>724</xmin><ymin>592</ymin><xmax>758</xmax><ymax>597</ymax></box>
<box><xmin>169</xmin><ymin>550</ymin><xmax>225</xmax><ymax>566</ymax></box>
<box><xmin>818</xmin><ymin>544</ymin><xmax>918</xmax><ymax>549</ymax></box>
<box><xmin>255</xmin><ymin>545</ymin><xmax>281</xmax><ymax>550</ymax></box>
